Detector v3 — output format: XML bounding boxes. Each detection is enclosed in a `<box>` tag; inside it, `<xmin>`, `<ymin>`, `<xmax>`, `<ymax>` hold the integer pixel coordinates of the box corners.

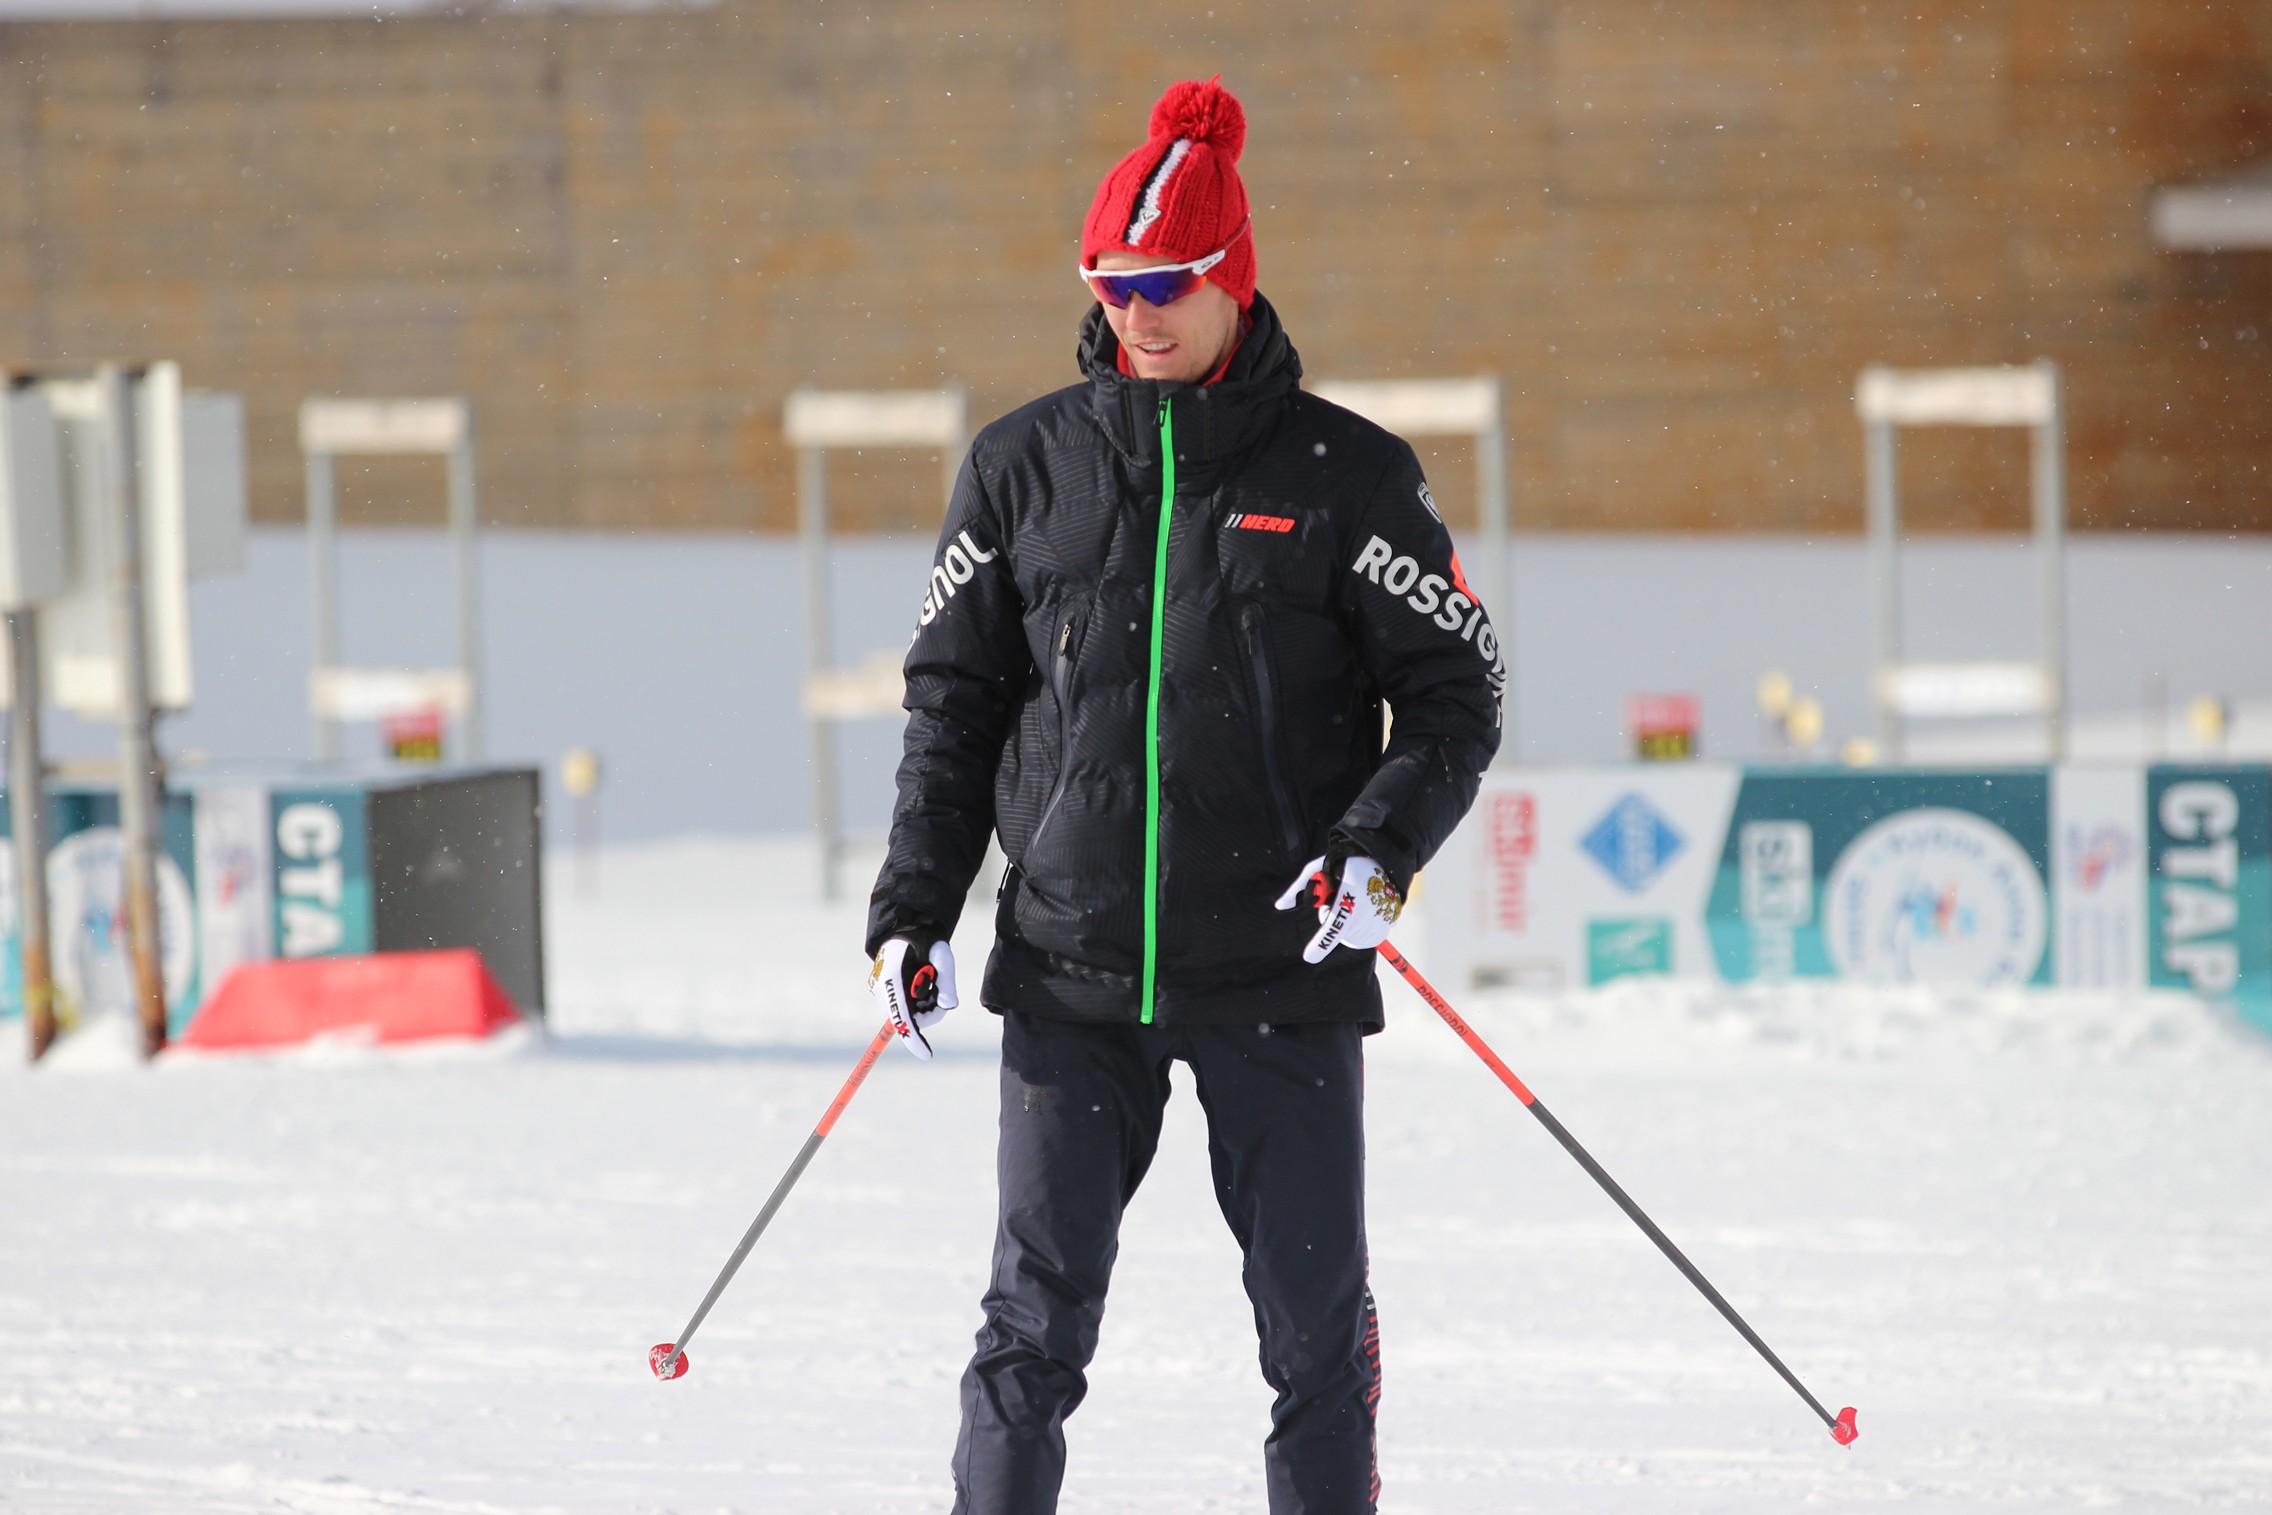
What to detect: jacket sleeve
<box><xmin>865</xmin><ymin>451</ymin><xmax>1031</xmax><ymax>956</ymax></box>
<box><xmin>1329</xmin><ymin>442</ymin><xmax>1507</xmax><ymax>892</ymax></box>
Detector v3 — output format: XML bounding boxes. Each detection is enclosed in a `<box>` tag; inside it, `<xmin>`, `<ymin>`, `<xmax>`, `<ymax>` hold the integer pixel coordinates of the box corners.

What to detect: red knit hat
<box><xmin>1082</xmin><ymin>78</ymin><xmax>1256</xmax><ymax>311</ymax></box>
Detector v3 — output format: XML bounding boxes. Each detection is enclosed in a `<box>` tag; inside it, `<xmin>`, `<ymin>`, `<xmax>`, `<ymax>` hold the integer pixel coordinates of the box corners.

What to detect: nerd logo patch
<box><xmin>1226</xmin><ymin>513</ymin><xmax>1295</xmax><ymax>534</ymax></box>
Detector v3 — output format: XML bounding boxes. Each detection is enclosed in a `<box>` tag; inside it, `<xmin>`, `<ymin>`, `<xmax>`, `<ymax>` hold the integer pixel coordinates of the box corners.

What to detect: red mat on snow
<box><xmin>180</xmin><ymin>949</ymin><xmax>525</xmax><ymax>1051</ymax></box>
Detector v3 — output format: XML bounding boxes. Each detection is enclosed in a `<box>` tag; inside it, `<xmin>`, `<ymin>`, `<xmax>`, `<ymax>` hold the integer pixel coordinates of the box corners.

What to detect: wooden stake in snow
<box><xmin>98</xmin><ymin>364</ymin><xmax>170</xmax><ymax>1061</ymax></box>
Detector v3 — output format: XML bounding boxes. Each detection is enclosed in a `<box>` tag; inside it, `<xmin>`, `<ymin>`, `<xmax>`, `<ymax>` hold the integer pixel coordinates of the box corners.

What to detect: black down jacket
<box><xmin>866</xmin><ymin>294</ymin><xmax>1504</xmax><ymax>1029</ymax></box>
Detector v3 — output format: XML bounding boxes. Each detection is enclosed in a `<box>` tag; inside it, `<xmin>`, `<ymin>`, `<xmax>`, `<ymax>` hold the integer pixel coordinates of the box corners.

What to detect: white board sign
<box><xmin>0</xmin><ymin>365</ymin><xmax>247</xmax><ymax>717</ymax></box>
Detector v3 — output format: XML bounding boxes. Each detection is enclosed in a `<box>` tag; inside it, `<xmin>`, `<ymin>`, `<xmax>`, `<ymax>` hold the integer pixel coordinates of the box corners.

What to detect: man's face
<box><xmin>1093</xmin><ymin>251</ymin><xmax>1242</xmax><ymax>385</ymax></box>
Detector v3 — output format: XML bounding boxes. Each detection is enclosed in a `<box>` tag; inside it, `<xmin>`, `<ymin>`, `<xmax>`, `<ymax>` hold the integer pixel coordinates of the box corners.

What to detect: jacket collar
<box><xmin>1080</xmin><ymin>291</ymin><xmax>1302</xmax><ymax>471</ymax></box>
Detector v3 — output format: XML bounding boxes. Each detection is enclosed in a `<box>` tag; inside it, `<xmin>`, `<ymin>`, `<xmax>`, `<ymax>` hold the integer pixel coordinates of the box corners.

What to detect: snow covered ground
<box><xmin>5</xmin><ymin>835</ymin><xmax>2272</xmax><ymax>1513</ymax></box>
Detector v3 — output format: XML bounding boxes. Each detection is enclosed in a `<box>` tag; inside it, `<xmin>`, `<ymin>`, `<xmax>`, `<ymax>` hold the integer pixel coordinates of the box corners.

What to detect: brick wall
<box><xmin>1</xmin><ymin>1</ymin><xmax>2266</xmax><ymax>535</ymax></box>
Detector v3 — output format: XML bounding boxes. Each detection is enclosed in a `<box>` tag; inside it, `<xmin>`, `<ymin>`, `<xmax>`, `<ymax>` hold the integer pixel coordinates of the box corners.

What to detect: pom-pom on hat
<box><xmin>1082</xmin><ymin>77</ymin><xmax>1257</xmax><ymax>310</ymax></box>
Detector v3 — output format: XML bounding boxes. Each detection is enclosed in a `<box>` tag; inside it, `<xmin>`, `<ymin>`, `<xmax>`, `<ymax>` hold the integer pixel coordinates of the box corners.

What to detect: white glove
<box><xmin>868</xmin><ymin>936</ymin><xmax>958</xmax><ymax>1060</ymax></box>
<box><xmin>1275</xmin><ymin>854</ymin><xmax>1403</xmax><ymax>964</ymax></box>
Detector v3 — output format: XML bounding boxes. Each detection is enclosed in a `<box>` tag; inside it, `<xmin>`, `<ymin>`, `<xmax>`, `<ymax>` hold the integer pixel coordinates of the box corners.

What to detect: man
<box><xmin>866</xmin><ymin>78</ymin><xmax>1504</xmax><ymax>1515</ymax></box>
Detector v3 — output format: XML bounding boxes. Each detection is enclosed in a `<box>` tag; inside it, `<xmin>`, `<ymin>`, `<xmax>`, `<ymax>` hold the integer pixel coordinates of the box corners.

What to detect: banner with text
<box><xmin>1428</xmin><ymin>764</ymin><xmax>2272</xmax><ymax>1033</ymax></box>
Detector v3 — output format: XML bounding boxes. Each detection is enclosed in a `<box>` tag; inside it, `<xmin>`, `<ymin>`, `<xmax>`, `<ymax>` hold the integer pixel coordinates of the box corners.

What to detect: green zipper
<box><xmin>1141</xmin><ymin>397</ymin><xmax>1175</xmax><ymax>1024</ymax></box>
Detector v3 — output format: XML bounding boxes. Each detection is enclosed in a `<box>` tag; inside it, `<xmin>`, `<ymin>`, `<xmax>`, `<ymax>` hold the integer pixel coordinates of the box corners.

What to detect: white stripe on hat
<box><xmin>1123</xmin><ymin>139</ymin><xmax>1191</xmax><ymax>247</ymax></box>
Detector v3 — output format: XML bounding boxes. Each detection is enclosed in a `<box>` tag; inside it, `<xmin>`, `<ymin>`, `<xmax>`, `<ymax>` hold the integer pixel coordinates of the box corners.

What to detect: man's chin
<box><xmin>1128</xmin><ymin>351</ymin><xmax>1203</xmax><ymax>384</ymax></box>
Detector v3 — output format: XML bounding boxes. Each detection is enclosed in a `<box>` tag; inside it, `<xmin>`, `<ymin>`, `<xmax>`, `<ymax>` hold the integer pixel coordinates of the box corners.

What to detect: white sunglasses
<box><xmin>1076</xmin><ymin>247</ymin><xmax>1231</xmax><ymax>309</ymax></box>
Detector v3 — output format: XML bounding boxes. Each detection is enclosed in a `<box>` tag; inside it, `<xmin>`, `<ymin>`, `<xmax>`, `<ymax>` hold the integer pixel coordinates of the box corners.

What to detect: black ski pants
<box><xmin>951</xmin><ymin>1010</ymin><xmax>1381</xmax><ymax>1515</ymax></box>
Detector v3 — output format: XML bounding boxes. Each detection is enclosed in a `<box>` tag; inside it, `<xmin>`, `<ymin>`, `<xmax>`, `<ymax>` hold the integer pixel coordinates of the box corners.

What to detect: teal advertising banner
<box><xmin>0</xmin><ymin>787</ymin><xmax>203</xmax><ymax>1034</ymax></box>
<box><xmin>0</xmin><ymin>768</ymin><xmax>537</xmax><ymax>1041</ymax></box>
<box><xmin>2146</xmin><ymin>767</ymin><xmax>2272</xmax><ymax>1033</ymax></box>
<box><xmin>1430</xmin><ymin>762</ymin><xmax>2272</xmax><ymax>1034</ymax></box>
<box><xmin>1704</xmin><ymin>770</ymin><xmax>2053</xmax><ymax>989</ymax></box>
<box><xmin>268</xmin><ymin>787</ymin><xmax>374</xmax><ymax>960</ymax></box>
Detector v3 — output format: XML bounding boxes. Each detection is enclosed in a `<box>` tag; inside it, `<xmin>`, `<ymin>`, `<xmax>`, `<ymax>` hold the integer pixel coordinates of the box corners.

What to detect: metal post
<box><xmin>784</xmin><ymin>386</ymin><xmax>969</xmax><ymax>900</ymax></box>
<box><xmin>799</xmin><ymin>445</ymin><xmax>840</xmax><ymax>902</ymax></box>
<box><xmin>7</xmin><ymin>609</ymin><xmax>54</xmax><ymax>1062</ymax></box>
<box><xmin>99</xmin><ymin>364</ymin><xmax>168</xmax><ymax>1059</ymax></box>
<box><xmin>448</xmin><ymin>424</ymin><xmax>483</xmax><ymax>763</ymax></box>
<box><xmin>1474</xmin><ymin>374</ymin><xmax>1511</xmax><ymax>761</ymax></box>
<box><xmin>2031</xmin><ymin>360</ymin><xmax>2067</xmax><ymax>761</ymax></box>
<box><xmin>306</xmin><ymin>447</ymin><xmax>339</xmax><ymax>762</ymax></box>
<box><xmin>1862</xmin><ymin>389</ymin><xmax>1903</xmax><ymax>761</ymax></box>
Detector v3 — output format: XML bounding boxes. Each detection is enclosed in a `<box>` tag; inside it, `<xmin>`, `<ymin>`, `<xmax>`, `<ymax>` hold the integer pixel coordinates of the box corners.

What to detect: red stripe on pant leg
<box><xmin>1362</xmin><ymin>1285</ymin><xmax>1383</xmax><ymax>1508</ymax></box>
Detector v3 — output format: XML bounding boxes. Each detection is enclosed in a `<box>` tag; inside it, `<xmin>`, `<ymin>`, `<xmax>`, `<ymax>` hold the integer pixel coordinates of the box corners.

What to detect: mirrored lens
<box><xmin>1086</xmin><ymin>266</ymin><xmax>1206</xmax><ymax>309</ymax></box>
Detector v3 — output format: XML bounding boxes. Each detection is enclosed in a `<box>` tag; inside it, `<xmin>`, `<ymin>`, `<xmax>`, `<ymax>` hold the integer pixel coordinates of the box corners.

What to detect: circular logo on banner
<box><xmin>1824</xmin><ymin>808</ymin><xmax>2047</xmax><ymax>987</ymax></box>
<box><xmin>48</xmin><ymin>828</ymin><xmax>197</xmax><ymax>1025</ymax></box>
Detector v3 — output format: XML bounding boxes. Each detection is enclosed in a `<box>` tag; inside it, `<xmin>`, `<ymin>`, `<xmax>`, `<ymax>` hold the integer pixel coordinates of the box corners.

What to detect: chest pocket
<box><xmin>1028</xmin><ymin>602</ymin><xmax>1090</xmax><ymax>854</ymax></box>
<box><xmin>1213</xmin><ymin>497</ymin><xmax>1336</xmax><ymax>617</ymax></box>
<box><xmin>1239</xmin><ymin>601</ymin><xmax>1305</xmax><ymax>857</ymax></box>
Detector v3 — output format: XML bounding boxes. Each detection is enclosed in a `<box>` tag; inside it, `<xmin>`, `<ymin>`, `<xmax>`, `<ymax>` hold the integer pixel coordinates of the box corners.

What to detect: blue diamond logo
<box><xmin>1580</xmin><ymin>793</ymin><xmax>1685</xmax><ymax>894</ymax></box>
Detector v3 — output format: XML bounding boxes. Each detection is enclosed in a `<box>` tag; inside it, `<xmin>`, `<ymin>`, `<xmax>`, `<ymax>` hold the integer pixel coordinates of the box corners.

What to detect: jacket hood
<box><xmin>1078</xmin><ymin>291</ymin><xmax>1303</xmax><ymax>469</ymax></box>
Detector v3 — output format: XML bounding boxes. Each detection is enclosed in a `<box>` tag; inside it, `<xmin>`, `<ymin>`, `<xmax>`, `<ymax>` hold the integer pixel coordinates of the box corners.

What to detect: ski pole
<box><xmin>650</xmin><ymin>1021</ymin><xmax>894</xmax><ymax>1382</ymax></box>
<box><xmin>1378</xmin><ymin>941</ymin><xmax>1859</xmax><ymax>1447</ymax></box>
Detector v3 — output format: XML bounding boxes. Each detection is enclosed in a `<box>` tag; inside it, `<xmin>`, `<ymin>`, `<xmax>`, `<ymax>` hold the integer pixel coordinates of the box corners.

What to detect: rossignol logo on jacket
<box><xmin>918</xmin><ymin>529</ymin><xmax>998</xmax><ymax>625</ymax></box>
<box><xmin>1350</xmin><ymin>534</ymin><xmax>1508</xmax><ymax>711</ymax></box>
